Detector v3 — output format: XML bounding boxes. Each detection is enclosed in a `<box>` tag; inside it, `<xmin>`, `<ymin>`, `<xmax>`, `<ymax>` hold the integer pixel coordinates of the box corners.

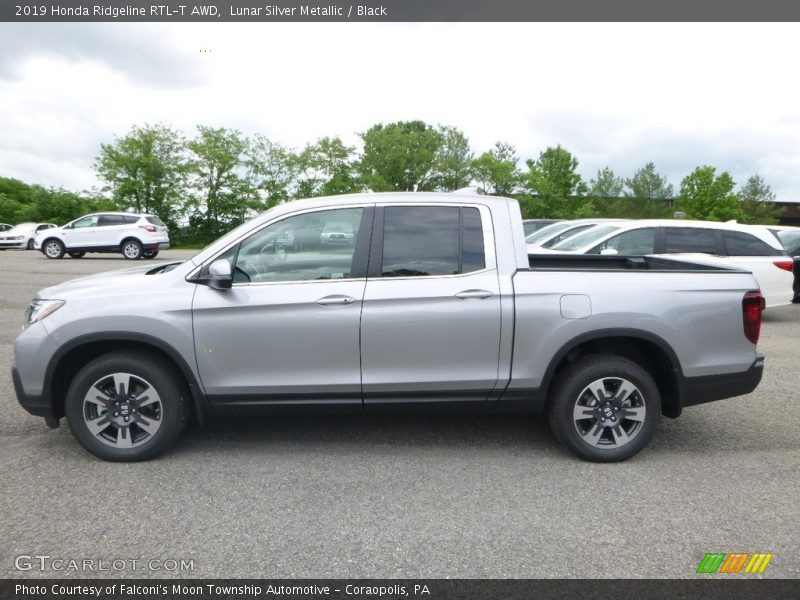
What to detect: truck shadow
<box><xmin>180</xmin><ymin>413</ymin><xmax>557</xmax><ymax>454</ymax></box>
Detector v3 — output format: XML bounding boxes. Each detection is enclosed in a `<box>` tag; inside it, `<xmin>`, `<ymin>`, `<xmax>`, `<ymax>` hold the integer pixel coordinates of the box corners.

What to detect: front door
<box><xmin>192</xmin><ymin>206</ymin><xmax>371</xmax><ymax>410</ymax></box>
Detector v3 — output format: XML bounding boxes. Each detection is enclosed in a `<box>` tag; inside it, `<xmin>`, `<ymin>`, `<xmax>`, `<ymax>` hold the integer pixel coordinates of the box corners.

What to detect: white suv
<box><xmin>543</xmin><ymin>219</ymin><xmax>794</xmax><ymax>307</ymax></box>
<box><xmin>36</xmin><ymin>212</ymin><xmax>170</xmax><ymax>260</ymax></box>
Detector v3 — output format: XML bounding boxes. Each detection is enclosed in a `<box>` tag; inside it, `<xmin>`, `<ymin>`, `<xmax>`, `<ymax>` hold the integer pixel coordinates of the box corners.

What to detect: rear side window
<box><xmin>124</xmin><ymin>215</ymin><xmax>140</xmax><ymax>224</ymax></box>
<box><xmin>98</xmin><ymin>215</ymin><xmax>125</xmax><ymax>226</ymax></box>
<box><xmin>381</xmin><ymin>206</ymin><xmax>485</xmax><ymax>277</ymax></box>
<box><xmin>146</xmin><ymin>216</ymin><xmax>165</xmax><ymax>226</ymax></box>
<box><xmin>664</xmin><ymin>228</ymin><xmax>718</xmax><ymax>254</ymax></box>
<box><xmin>722</xmin><ymin>231</ymin><xmax>783</xmax><ymax>256</ymax></box>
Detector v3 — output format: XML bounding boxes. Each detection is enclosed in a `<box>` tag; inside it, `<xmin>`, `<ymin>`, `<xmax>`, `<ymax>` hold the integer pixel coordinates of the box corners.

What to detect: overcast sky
<box><xmin>1</xmin><ymin>22</ymin><xmax>800</xmax><ymax>201</ymax></box>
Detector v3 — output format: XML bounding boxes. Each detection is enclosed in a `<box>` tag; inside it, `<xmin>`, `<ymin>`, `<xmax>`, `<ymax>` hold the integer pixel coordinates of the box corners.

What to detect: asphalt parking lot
<box><xmin>0</xmin><ymin>249</ymin><xmax>798</xmax><ymax>579</ymax></box>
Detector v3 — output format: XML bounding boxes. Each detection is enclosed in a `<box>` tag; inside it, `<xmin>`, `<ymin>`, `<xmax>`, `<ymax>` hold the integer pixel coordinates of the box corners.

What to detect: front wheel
<box><xmin>68</xmin><ymin>251</ymin><xmax>85</xmax><ymax>258</ymax></box>
<box><xmin>548</xmin><ymin>354</ymin><xmax>660</xmax><ymax>462</ymax></box>
<box><xmin>26</xmin><ymin>239</ymin><xmax>34</xmax><ymax>250</ymax></box>
<box><xmin>143</xmin><ymin>250</ymin><xmax>159</xmax><ymax>259</ymax></box>
<box><xmin>43</xmin><ymin>239</ymin><xmax>65</xmax><ymax>259</ymax></box>
<box><xmin>65</xmin><ymin>351</ymin><xmax>190</xmax><ymax>461</ymax></box>
<box><xmin>121</xmin><ymin>239</ymin><xmax>143</xmax><ymax>260</ymax></box>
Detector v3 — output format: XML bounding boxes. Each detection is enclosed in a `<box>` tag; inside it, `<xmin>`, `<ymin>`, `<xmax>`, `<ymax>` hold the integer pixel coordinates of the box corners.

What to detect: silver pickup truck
<box><xmin>13</xmin><ymin>193</ymin><xmax>766</xmax><ymax>462</ymax></box>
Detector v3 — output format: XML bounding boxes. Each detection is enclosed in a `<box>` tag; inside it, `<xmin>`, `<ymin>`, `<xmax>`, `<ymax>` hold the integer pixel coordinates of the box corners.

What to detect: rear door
<box><xmin>360</xmin><ymin>204</ymin><xmax>502</xmax><ymax>409</ymax></box>
<box><xmin>98</xmin><ymin>214</ymin><xmax>127</xmax><ymax>246</ymax></box>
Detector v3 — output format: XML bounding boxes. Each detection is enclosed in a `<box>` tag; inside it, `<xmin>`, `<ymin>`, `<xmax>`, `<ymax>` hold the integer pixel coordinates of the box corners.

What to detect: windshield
<box><xmin>6</xmin><ymin>223</ymin><xmax>36</xmax><ymax>234</ymax></box>
<box><xmin>526</xmin><ymin>221</ymin><xmax>582</xmax><ymax>245</ymax></box>
<box><xmin>550</xmin><ymin>224</ymin><xmax>626</xmax><ymax>251</ymax></box>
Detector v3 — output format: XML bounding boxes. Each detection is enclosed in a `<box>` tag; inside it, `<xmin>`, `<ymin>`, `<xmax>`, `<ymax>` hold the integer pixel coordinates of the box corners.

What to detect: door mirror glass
<box><xmin>600</xmin><ymin>248</ymin><xmax>619</xmax><ymax>256</ymax></box>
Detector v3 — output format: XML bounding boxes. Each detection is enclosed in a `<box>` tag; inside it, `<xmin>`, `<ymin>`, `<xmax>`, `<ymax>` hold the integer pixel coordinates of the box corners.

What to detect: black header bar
<box><xmin>3</xmin><ymin>0</ymin><xmax>800</xmax><ymax>22</ymax></box>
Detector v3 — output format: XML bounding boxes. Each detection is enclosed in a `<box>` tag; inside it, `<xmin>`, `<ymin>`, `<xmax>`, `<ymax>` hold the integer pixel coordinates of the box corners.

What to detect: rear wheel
<box><xmin>68</xmin><ymin>251</ymin><xmax>85</xmax><ymax>258</ymax></box>
<box><xmin>548</xmin><ymin>354</ymin><xmax>660</xmax><ymax>462</ymax></box>
<box><xmin>143</xmin><ymin>250</ymin><xmax>159</xmax><ymax>259</ymax></box>
<box><xmin>64</xmin><ymin>351</ymin><xmax>190</xmax><ymax>461</ymax></box>
<box><xmin>43</xmin><ymin>239</ymin><xmax>65</xmax><ymax>259</ymax></box>
<box><xmin>121</xmin><ymin>239</ymin><xmax>143</xmax><ymax>260</ymax></box>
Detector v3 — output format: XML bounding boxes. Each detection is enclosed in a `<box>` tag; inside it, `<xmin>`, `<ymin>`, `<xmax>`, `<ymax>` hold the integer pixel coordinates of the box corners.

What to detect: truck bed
<box><xmin>528</xmin><ymin>254</ymin><xmax>736</xmax><ymax>272</ymax></box>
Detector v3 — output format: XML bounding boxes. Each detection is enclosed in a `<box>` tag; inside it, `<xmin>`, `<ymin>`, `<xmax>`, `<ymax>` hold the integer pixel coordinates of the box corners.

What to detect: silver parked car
<box><xmin>13</xmin><ymin>193</ymin><xmax>765</xmax><ymax>462</ymax></box>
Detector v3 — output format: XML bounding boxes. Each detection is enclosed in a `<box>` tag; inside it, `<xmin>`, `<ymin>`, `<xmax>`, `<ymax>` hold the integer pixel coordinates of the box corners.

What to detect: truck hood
<box><xmin>35</xmin><ymin>263</ymin><xmax>182</xmax><ymax>299</ymax></box>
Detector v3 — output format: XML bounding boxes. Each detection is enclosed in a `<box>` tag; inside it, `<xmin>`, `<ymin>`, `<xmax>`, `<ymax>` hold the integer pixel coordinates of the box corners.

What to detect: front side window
<box><xmin>231</xmin><ymin>208</ymin><xmax>364</xmax><ymax>283</ymax></box>
<box><xmin>664</xmin><ymin>228</ymin><xmax>718</xmax><ymax>254</ymax></box>
<box><xmin>589</xmin><ymin>228</ymin><xmax>656</xmax><ymax>255</ymax></box>
<box><xmin>71</xmin><ymin>215</ymin><xmax>99</xmax><ymax>229</ymax></box>
<box><xmin>381</xmin><ymin>206</ymin><xmax>485</xmax><ymax>277</ymax></box>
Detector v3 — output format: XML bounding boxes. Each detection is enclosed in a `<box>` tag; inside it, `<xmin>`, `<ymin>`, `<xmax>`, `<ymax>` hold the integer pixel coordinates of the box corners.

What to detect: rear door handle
<box><xmin>316</xmin><ymin>295</ymin><xmax>358</xmax><ymax>306</ymax></box>
<box><xmin>454</xmin><ymin>289</ymin><xmax>494</xmax><ymax>300</ymax></box>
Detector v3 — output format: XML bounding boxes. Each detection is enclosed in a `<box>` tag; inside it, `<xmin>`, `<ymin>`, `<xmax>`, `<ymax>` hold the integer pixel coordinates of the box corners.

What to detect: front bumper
<box><xmin>680</xmin><ymin>354</ymin><xmax>764</xmax><ymax>408</ymax></box>
<box><xmin>0</xmin><ymin>241</ymin><xmax>26</xmax><ymax>249</ymax></box>
<box><xmin>11</xmin><ymin>365</ymin><xmax>59</xmax><ymax>428</ymax></box>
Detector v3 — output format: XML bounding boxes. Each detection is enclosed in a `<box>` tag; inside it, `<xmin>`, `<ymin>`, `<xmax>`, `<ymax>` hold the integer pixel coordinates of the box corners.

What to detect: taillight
<box><xmin>139</xmin><ymin>225</ymin><xmax>157</xmax><ymax>233</ymax></box>
<box><xmin>742</xmin><ymin>291</ymin><xmax>765</xmax><ymax>345</ymax></box>
<box><xmin>773</xmin><ymin>259</ymin><xmax>794</xmax><ymax>272</ymax></box>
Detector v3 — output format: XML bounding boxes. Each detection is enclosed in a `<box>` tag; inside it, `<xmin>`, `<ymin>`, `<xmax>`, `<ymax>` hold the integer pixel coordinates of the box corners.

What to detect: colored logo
<box><xmin>696</xmin><ymin>552</ymin><xmax>773</xmax><ymax>574</ymax></box>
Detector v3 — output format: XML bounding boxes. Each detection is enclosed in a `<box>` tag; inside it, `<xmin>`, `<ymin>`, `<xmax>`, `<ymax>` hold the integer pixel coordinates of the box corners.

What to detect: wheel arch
<box><xmin>45</xmin><ymin>333</ymin><xmax>208</xmax><ymax>425</ymax></box>
<box><xmin>540</xmin><ymin>329</ymin><xmax>684</xmax><ymax>418</ymax></box>
<box><xmin>40</xmin><ymin>236</ymin><xmax>63</xmax><ymax>249</ymax></box>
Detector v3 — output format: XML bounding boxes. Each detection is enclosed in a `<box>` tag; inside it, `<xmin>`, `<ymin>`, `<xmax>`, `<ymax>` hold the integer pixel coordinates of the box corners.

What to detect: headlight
<box><xmin>25</xmin><ymin>299</ymin><xmax>65</xmax><ymax>326</ymax></box>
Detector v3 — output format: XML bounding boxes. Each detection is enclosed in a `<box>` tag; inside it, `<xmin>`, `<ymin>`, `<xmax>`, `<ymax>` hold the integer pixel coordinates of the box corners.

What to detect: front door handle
<box><xmin>316</xmin><ymin>295</ymin><xmax>358</xmax><ymax>306</ymax></box>
<box><xmin>454</xmin><ymin>289</ymin><xmax>494</xmax><ymax>300</ymax></box>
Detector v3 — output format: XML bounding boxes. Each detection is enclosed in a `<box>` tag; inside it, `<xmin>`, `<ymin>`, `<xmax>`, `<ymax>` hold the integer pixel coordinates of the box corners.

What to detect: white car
<box><xmin>543</xmin><ymin>219</ymin><xmax>794</xmax><ymax>308</ymax></box>
<box><xmin>0</xmin><ymin>222</ymin><xmax>56</xmax><ymax>250</ymax></box>
<box><xmin>525</xmin><ymin>219</ymin><xmax>629</xmax><ymax>251</ymax></box>
<box><xmin>35</xmin><ymin>212</ymin><xmax>170</xmax><ymax>260</ymax></box>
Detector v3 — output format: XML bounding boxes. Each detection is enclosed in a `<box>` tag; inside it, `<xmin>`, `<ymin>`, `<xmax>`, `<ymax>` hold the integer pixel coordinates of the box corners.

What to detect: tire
<box><xmin>548</xmin><ymin>354</ymin><xmax>660</xmax><ymax>462</ymax></box>
<box><xmin>121</xmin><ymin>239</ymin><xmax>143</xmax><ymax>260</ymax></box>
<box><xmin>68</xmin><ymin>251</ymin><xmax>85</xmax><ymax>258</ymax></box>
<box><xmin>26</xmin><ymin>239</ymin><xmax>34</xmax><ymax>250</ymax></box>
<box><xmin>65</xmin><ymin>351</ymin><xmax>191</xmax><ymax>461</ymax></box>
<box><xmin>43</xmin><ymin>239</ymin><xmax>65</xmax><ymax>259</ymax></box>
<box><xmin>143</xmin><ymin>250</ymin><xmax>159</xmax><ymax>259</ymax></box>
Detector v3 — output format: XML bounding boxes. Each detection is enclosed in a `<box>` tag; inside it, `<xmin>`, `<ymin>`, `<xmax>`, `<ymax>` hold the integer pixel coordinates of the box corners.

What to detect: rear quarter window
<box><xmin>722</xmin><ymin>231</ymin><xmax>783</xmax><ymax>256</ymax></box>
<box><xmin>146</xmin><ymin>216</ymin><xmax>166</xmax><ymax>226</ymax></box>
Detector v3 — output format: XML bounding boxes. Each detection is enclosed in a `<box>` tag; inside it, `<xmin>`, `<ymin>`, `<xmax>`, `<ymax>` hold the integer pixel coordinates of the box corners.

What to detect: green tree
<box><xmin>245</xmin><ymin>135</ymin><xmax>299</xmax><ymax>209</ymax></box>
<box><xmin>18</xmin><ymin>186</ymin><xmax>86</xmax><ymax>223</ymax></box>
<box><xmin>294</xmin><ymin>136</ymin><xmax>363</xmax><ymax>198</ymax></box>
<box><xmin>359</xmin><ymin>121</ymin><xmax>442</xmax><ymax>191</ymax></box>
<box><xmin>524</xmin><ymin>145</ymin><xmax>592</xmax><ymax>218</ymax></box>
<box><xmin>0</xmin><ymin>193</ymin><xmax>24</xmax><ymax>223</ymax></box>
<box><xmin>676</xmin><ymin>166</ymin><xmax>743</xmax><ymax>221</ymax></box>
<box><xmin>471</xmin><ymin>142</ymin><xmax>520</xmax><ymax>196</ymax></box>
<box><xmin>187</xmin><ymin>126</ymin><xmax>253</xmax><ymax>241</ymax></box>
<box><xmin>738</xmin><ymin>174</ymin><xmax>784</xmax><ymax>225</ymax></box>
<box><xmin>431</xmin><ymin>125</ymin><xmax>474</xmax><ymax>191</ymax></box>
<box><xmin>589</xmin><ymin>167</ymin><xmax>628</xmax><ymax>217</ymax></box>
<box><xmin>95</xmin><ymin>123</ymin><xmax>188</xmax><ymax>228</ymax></box>
<box><xmin>609</xmin><ymin>162</ymin><xmax>674</xmax><ymax>218</ymax></box>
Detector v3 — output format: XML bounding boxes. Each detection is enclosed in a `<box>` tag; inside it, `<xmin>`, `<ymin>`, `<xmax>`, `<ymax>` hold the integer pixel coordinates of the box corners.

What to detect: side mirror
<box><xmin>207</xmin><ymin>259</ymin><xmax>233</xmax><ymax>290</ymax></box>
<box><xmin>600</xmin><ymin>248</ymin><xmax>619</xmax><ymax>256</ymax></box>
